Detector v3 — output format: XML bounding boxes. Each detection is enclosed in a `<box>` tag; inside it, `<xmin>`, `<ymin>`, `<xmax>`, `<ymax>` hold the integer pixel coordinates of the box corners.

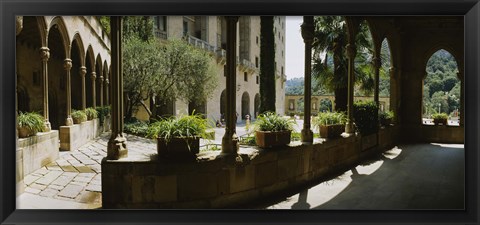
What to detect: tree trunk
<box><xmin>334</xmin><ymin>87</ymin><xmax>348</xmax><ymax>113</ymax></box>
<box><xmin>259</xmin><ymin>16</ymin><xmax>276</xmax><ymax>114</ymax></box>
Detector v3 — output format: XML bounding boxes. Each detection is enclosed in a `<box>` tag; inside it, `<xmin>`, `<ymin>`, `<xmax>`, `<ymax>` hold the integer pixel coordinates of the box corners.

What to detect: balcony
<box><xmin>239</xmin><ymin>58</ymin><xmax>257</xmax><ymax>74</ymax></box>
<box><xmin>154</xmin><ymin>29</ymin><xmax>167</xmax><ymax>40</ymax></box>
<box><xmin>184</xmin><ymin>35</ymin><xmax>216</xmax><ymax>53</ymax></box>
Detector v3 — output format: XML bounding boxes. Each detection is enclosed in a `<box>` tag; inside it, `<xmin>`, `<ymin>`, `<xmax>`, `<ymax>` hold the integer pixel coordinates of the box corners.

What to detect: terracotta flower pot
<box><xmin>319</xmin><ymin>124</ymin><xmax>345</xmax><ymax>139</ymax></box>
<box><xmin>18</xmin><ymin>126</ymin><xmax>35</xmax><ymax>138</ymax></box>
<box><xmin>255</xmin><ymin>130</ymin><xmax>291</xmax><ymax>148</ymax></box>
<box><xmin>157</xmin><ymin>137</ymin><xmax>200</xmax><ymax>158</ymax></box>
<box><xmin>73</xmin><ymin>117</ymin><xmax>84</xmax><ymax>124</ymax></box>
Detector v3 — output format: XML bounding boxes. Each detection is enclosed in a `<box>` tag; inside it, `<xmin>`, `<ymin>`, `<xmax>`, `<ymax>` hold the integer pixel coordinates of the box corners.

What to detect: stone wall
<box><xmin>102</xmin><ymin>126</ymin><xmax>399</xmax><ymax>209</ymax></box>
<box><xmin>59</xmin><ymin>118</ymin><xmax>101</xmax><ymax>151</ymax></box>
<box><xmin>401</xmin><ymin>125</ymin><xmax>463</xmax><ymax>144</ymax></box>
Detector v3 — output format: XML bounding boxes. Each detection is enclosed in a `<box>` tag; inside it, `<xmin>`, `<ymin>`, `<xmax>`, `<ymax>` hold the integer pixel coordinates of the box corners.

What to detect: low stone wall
<box><xmin>402</xmin><ymin>124</ymin><xmax>463</xmax><ymax>144</ymax></box>
<box><xmin>102</xmin><ymin>126</ymin><xmax>399</xmax><ymax>209</ymax></box>
<box><xmin>59</xmin><ymin>118</ymin><xmax>101</xmax><ymax>151</ymax></box>
<box><xmin>17</xmin><ymin>130</ymin><xmax>60</xmax><ymax>195</ymax></box>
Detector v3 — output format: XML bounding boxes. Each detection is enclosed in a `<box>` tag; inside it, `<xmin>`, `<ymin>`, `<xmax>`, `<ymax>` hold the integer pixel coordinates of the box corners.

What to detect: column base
<box><xmin>107</xmin><ymin>134</ymin><xmax>128</xmax><ymax>160</ymax></box>
<box><xmin>43</xmin><ymin>121</ymin><xmax>51</xmax><ymax>132</ymax></box>
<box><xmin>221</xmin><ymin>133</ymin><xmax>239</xmax><ymax>155</ymax></box>
<box><xmin>301</xmin><ymin>129</ymin><xmax>313</xmax><ymax>143</ymax></box>
<box><xmin>65</xmin><ymin>117</ymin><xmax>73</xmax><ymax>126</ymax></box>
<box><xmin>345</xmin><ymin>122</ymin><xmax>355</xmax><ymax>134</ymax></box>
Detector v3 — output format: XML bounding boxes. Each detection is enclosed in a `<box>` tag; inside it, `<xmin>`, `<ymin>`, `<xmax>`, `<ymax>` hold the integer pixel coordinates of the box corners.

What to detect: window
<box><xmin>244</xmin><ymin>72</ymin><xmax>248</xmax><ymax>82</ymax></box>
<box><xmin>281</xmin><ymin>66</ymin><xmax>284</xmax><ymax>75</ymax></box>
<box><xmin>256</xmin><ymin>75</ymin><xmax>259</xmax><ymax>84</ymax></box>
<box><xmin>155</xmin><ymin>16</ymin><xmax>167</xmax><ymax>31</ymax></box>
<box><xmin>255</xmin><ymin>57</ymin><xmax>259</xmax><ymax>68</ymax></box>
<box><xmin>183</xmin><ymin>21</ymin><xmax>188</xmax><ymax>36</ymax></box>
<box><xmin>256</xmin><ymin>36</ymin><xmax>259</xmax><ymax>45</ymax></box>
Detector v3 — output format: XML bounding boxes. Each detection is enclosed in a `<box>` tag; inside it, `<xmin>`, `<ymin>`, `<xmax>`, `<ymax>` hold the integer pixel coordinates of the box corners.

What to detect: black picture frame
<box><xmin>1</xmin><ymin>0</ymin><xmax>479</xmax><ymax>224</ymax></box>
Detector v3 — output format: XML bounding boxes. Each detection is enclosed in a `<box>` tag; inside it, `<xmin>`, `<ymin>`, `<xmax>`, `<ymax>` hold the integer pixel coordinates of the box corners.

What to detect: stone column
<box><xmin>301</xmin><ymin>16</ymin><xmax>314</xmax><ymax>143</ymax></box>
<box><xmin>345</xmin><ymin>44</ymin><xmax>356</xmax><ymax>133</ymax></box>
<box><xmin>107</xmin><ymin>16</ymin><xmax>127</xmax><ymax>160</ymax></box>
<box><xmin>99</xmin><ymin>75</ymin><xmax>104</xmax><ymax>107</ymax></box>
<box><xmin>80</xmin><ymin>66</ymin><xmax>87</xmax><ymax>110</ymax></box>
<box><xmin>373</xmin><ymin>57</ymin><xmax>381</xmax><ymax>107</ymax></box>
<box><xmin>91</xmin><ymin>72</ymin><xmax>96</xmax><ymax>108</ymax></box>
<box><xmin>64</xmin><ymin>58</ymin><xmax>73</xmax><ymax>126</ymax></box>
<box><xmin>40</xmin><ymin>47</ymin><xmax>51</xmax><ymax>131</ymax></box>
<box><xmin>221</xmin><ymin>16</ymin><xmax>240</xmax><ymax>155</ymax></box>
<box><xmin>105</xmin><ymin>78</ymin><xmax>109</xmax><ymax>106</ymax></box>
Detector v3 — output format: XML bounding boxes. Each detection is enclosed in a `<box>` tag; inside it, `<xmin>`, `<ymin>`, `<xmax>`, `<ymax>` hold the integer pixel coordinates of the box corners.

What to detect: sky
<box><xmin>285</xmin><ymin>16</ymin><xmax>305</xmax><ymax>80</ymax></box>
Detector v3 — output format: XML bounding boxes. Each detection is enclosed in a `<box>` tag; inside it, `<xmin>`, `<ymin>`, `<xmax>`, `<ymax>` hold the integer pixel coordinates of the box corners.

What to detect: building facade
<box><xmin>134</xmin><ymin>16</ymin><xmax>286</xmax><ymax>122</ymax></box>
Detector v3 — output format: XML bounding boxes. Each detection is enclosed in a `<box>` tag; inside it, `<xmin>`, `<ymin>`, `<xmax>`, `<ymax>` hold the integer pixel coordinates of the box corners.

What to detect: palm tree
<box><xmin>312</xmin><ymin>16</ymin><xmax>374</xmax><ymax>112</ymax></box>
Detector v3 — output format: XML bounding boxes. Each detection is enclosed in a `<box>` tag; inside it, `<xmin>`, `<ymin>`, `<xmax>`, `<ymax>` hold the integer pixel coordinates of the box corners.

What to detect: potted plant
<box><xmin>17</xmin><ymin>111</ymin><xmax>44</xmax><ymax>138</ymax></box>
<box><xmin>147</xmin><ymin>113</ymin><xmax>209</xmax><ymax>159</ymax></box>
<box><xmin>313</xmin><ymin>112</ymin><xmax>346</xmax><ymax>139</ymax></box>
<box><xmin>432</xmin><ymin>113</ymin><xmax>448</xmax><ymax>125</ymax></box>
<box><xmin>379</xmin><ymin>110</ymin><xmax>394</xmax><ymax>127</ymax></box>
<box><xmin>71</xmin><ymin>110</ymin><xmax>87</xmax><ymax>124</ymax></box>
<box><xmin>254</xmin><ymin>112</ymin><xmax>295</xmax><ymax>148</ymax></box>
<box><xmin>85</xmin><ymin>107</ymin><xmax>98</xmax><ymax>120</ymax></box>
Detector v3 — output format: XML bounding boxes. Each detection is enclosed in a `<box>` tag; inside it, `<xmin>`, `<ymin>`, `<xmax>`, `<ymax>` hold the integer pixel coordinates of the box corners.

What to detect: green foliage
<box><xmin>259</xmin><ymin>16</ymin><xmax>276</xmax><ymax>113</ymax></box>
<box><xmin>146</xmin><ymin>113</ymin><xmax>209</xmax><ymax>142</ymax></box>
<box><xmin>17</xmin><ymin>111</ymin><xmax>44</xmax><ymax>133</ymax></box>
<box><xmin>353</xmin><ymin>100</ymin><xmax>379</xmax><ymax>135</ymax></box>
<box><xmin>431</xmin><ymin>113</ymin><xmax>448</xmax><ymax>120</ymax></box>
<box><xmin>254</xmin><ymin>112</ymin><xmax>295</xmax><ymax>132</ymax></box>
<box><xmin>71</xmin><ymin>110</ymin><xmax>87</xmax><ymax>123</ymax></box>
<box><xmin>96</xmin><ymin>106</ymin><xmax>110</xmax><ymax>125</ymax></box>
<box><xmin>122</xmin><ymin>16</ymin><xmax>154</xmax><ymax>41</ymax></box>
<box><xmin>239</xmin><ymin>135</ymin><xmax>257</xmax><ymax>146</ymax></box>
<box><xmin>124</xmin><ymin>118</ymin><xmax>149</xmax><ymax>137</ymax></box>
<box><xmin>379</xmin><ymin>110</ymin><xmax>394</xmax><ymax>121</ymax></box>
<box><xmin>85</xmin><ymin>107</ymin><xmax>98</xmax><ymax>120</ymax></box>
<box><xmin>313</xmin><ymin>112</ymin><xmax>346</xmax><ymax>127</ymax></box>
<box><xmin>98</xmin><ymin>16</ymin><xmax>110</xmax><ymax>35</ymax></box>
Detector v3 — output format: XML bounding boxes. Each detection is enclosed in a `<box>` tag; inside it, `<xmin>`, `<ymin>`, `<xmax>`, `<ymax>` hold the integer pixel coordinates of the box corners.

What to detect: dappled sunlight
<box><xmin>430</xmin><ymin>143</ymin><xmax>464</xmax><ymax>149</ymax></box>
<box><xmin>382</xmin><ymin>146</ymin><xmax>402</xmax><ymax>159</ymax></box>
<box><xmin>354</xmin><ymin>160</ymin><xmax>383</xmax><ymax>175</ymax></box>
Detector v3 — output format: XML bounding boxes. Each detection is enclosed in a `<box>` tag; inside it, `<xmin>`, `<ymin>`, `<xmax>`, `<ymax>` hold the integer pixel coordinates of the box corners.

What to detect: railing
<box><xmin>154</xmin><ymin>29</ymin><xmax>167</xmax><ymax>40</ymax></box>
<box><xmin>184</xmin><ymin>35</ymin><xmax>216</xmax><ymax>53</ymax></box>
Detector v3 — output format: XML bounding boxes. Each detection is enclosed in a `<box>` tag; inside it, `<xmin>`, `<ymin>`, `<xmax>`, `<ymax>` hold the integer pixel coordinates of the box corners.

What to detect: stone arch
<box><xmin>220</xmin><ymin>89</ymin><xmax>226</xmax><ymax>117</ymax></box>
<box><xmin>254</xmin><ymin>93</ymin><xmax>260</xmax><ymax>118</ymax></box>
<box><xmin>71</xmin><ymin>33</ymin><xmax>85</xmax><ymax>66</ymax></box>
<box><xmin>48</xmin><ymin>16</ymin><xmax>70</xmax><ymax>59</ymax></box>
<box><xmin>241</xmin><ymin>92</ymin><xmax>250</xmax><ymax>119</ymax></box>
<box><xmin>85</xmin><ymin>46</ymin><xmax>95</xmax><ymax>107</ymax></box>
<box><xmin>311</xmin><ymin>97</ymin><xmax>318</xmax><ymax>111</ymax></box>
<box><xmin>422</xmin><ymin>45</ymin><xmax>461</xmax><ymax>79</ymax></box>
<box><xmin>320</xmin><ymin>98</ymin><xmax>333</xmax><ymax>112</ymax></box>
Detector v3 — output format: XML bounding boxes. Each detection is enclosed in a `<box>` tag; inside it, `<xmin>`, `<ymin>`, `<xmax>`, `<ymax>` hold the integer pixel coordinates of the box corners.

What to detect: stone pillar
<box><xmin>221</xmin><ymin>16</ymin><xmax>240</xmax><ymax>155</ymax></box>
<box><xmin>40</xmin><ymin>47</ymin><xmax>51</xmax><ymax>131</ymax></box>
<box><xmin>99</xmin><ymin>75</ymin><xmax>104</xmax><ymax>107</ymax></box>
<box><xmin>91</xmin><ymin>72</ymin><xmax>97</xmax><ymax>108</ymax></box>
<box><xmin>105</xmin><ymin>78</ymin><xmax>109</xmax><ymax>106</ymax></box>
<box><xmin>373</xmin><ymin>57</ymin><xmax>381</xmax><ymax>107</ymax></box>
<box><xmin>107</xmin><ymin>16</ymin><xmax>127</xmax><ymax>160</ymax></box>
<box><xmin>64</xmin><ymin>58</ymin><xmax>73</xmax><ymax>126</ymax></box>
<box><xmin>345</xmin><ymin>44</ymin><xmax>356</xmax><ymax>133</ymax></box>
<box><xmin>301</xmin><ymin>16</ymin><xmax>314</xmax><ymax>143</ymax></box>
<box><xmin>458</xmin><ymin>72</ymin><xmax>464</xmax><ymax>126</ymax></box>
<box><xmin>80</xmin><ymin>66</ymin><xmax>87</xmax><ymax>110</ymax></box>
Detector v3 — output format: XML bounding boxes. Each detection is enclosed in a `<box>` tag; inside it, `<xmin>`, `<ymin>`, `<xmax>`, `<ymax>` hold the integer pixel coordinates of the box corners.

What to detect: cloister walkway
<box><xmin>17</xmin><ymin>126</ymin><xmax>464</xmax><ymax>210</ymax></box>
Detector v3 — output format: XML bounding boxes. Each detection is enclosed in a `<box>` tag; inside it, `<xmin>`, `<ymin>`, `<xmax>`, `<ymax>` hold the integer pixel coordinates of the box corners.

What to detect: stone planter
<box><xmin>255</xmin><ymin>130</ymin><xmax>291</xmax><ymax>148</ymax></box>
<box><xmin>157</xmin><ymin>137</ymin><xmax>200</xmax><ymax>158</ymax></box>
<box><xmin>18</xmin><ymin>126</ymin><xmax>35</xmax><ymax>138</ymax></box>
<box><xmin>319</xmin><ymin>124</ymin><xmax>345</xmax><ymax>139</ymax></box>
<box><xmin>433</xmin><ymin>118</ymin><xmax>447</xmax><ymax>125</ymax></box>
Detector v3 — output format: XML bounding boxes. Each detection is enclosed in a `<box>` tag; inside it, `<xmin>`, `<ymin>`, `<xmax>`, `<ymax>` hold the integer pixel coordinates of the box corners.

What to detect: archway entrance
<box><xmin>241</xmin><ymin>92</ymin><xmax>250</xmax><ymax>119</ymax></box>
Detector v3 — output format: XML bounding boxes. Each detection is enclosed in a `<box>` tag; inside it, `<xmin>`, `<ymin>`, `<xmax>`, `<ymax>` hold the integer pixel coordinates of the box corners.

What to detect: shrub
<box><xmin>379</xmin><ymin>110</ymin><xmax>394</xmax><ymax>126</ymax></box>
<box><xmin>353</xmin><ymin>100</ymin><xmax>379</xmax><ymax>135</ymax></box>
<box><xmin>313</xmin><ymin>112</ymin><xmax>346</xmax><ymax>127</ymax></box>
<box><xmin>254</xmin><ymin>112</ymin><xmax>295</xmax><ymax>132</ymax></box>
<box><xmin>71</xmin><ymin>110</ymin><xmax>87</xmax><ymax>124</ymax></box>
<box><xmin>96</xmin><ymin>106</ymin><xmax>110</xmax><ymax>125</ymax></box>
<box><xmin>431</xmin><ymin>112</ymin><xmax>448</xmax><ymax>120</ymax></box>
<box><xmin>85</xmin><ymin>107</ymin><xmax>98</xmax><ymax>120</ymax></box>
<box><xmin>124</xmin><ymin>119</ymin><xmax>149</xmax><ymax>137</ymax></box>
<box><xmin>146</xmin><ymin>113</ymin><xmax>209</xmax><ymax>142</ymax></box>
<box><xmin>17</xmin><ymin>111</ymin><xmax>44</xmax><ymax>135</ymax></box>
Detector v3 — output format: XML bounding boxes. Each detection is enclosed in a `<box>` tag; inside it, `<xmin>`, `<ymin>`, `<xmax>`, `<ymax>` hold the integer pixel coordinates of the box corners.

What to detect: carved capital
<box><xmin>99</xmin><ymin>75</ymin><xmax>104</xmax><ymax>81</ymax></box>
<box><xmin>40</xmin><ymin>47</ymin><xmax>50</xmax><ymax>62</ymax></box>
<box><xmin>16</xmin><ymin>16</ymin><xmax>23</xmax><ymax>36</ymax></box>
<box><xmin>346</xmin><ymin>44</ymin><xmax>357</xmax><ymax>59</ymax></box>
<box><xmin>79</xmin><ymin>66</ymin><xmax>87</xmax><ymax>76</ymax></box>
<box><xmin>301</xmin><ymin>16</ymin><xmax>315</xmax><ymax>43</ymax></box>
<box><xmin>105</xmin><ymin>79</ymin><xmax>109</xmax><ymax>85</ymax></box>
<box><xmin>63</xmin><ymin>59</ymin><xmax>72</xmax><ymax>70</ymax></box>
<box><xmin>91</xmin><ymin>72</ymin><xmax>97</xmax><ymax>80</ymax></box>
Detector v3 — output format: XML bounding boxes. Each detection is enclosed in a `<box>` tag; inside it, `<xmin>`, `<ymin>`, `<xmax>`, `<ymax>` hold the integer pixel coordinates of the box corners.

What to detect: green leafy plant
<box><xmin>17</xmin><ymin>111</ymin><xmax>44</xmax><ymax>137</ymax></box>
<box><xmin>353</xmin><ymin>100</ymin><xmax>379</xmax><ymax>135</ymax></box>
<box><xmin>313</xmin><ymin>112</ymin><xmax>346</xmax><ymax>127</ymax></box>
<box><xmin>379</xmin><ymin>110</ymin><xmax>394</xmax><ymax>126</ymax></box>
<box><xmin>96</xmin><ymin>106</ymin><xmax>110</xmax><ymax>125</ymax></box>
<box><xmin>431</xmin><ymin>112</ymin><xmax>448</xmax><ymax>120</ymax></box>
<box><xmin>71</xmin><ymin>110</ymin><xmax>87</xmax><ymax>124</ymax></box>
<box><xmin>124</xmin><ymin>118</ymin><xmax>149</xmax><ymax>137</ymax></box>
<box><xmin>85</xmin><ymin>107</ymin><xmax>98</xmax><ymax>120</ymax></box>
<box><xmin>146</xmin><ymin>113</ymin><xmax>210</xmax><ymax>142</ymax></box>
<box><xmin>254</xmin><ymin>112</ymin><xmax>295</xmax><ymax>132</ymax></box>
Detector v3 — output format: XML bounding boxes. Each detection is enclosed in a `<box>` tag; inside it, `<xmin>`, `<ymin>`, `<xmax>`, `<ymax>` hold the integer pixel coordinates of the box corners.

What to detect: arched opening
<box><xmin>379</xmin><ymin>38</ymin><xmax>392</xmax><ymax>112</ymax></box>
<box><xmin>85</xmin><ymin>47</ymin><xmax>95</xmax><ymax>108</ymax></box>
<box><xmin>71</xmin><ymin>37</ymin><xmax>83</xmax><ymax>110</ymax></box>
<box><xmin>353</xmin><ymin>20</ymin><xmax>374</xmax><ymax>101</ymax></box>
<box><xmin>16</xmin><ymin>16</ymin><xmax>44</xmax><ymax>114</ymax></box>
<box><xmin>241</xmin><ymin>92</ymin><xmax>250</xmax><ymax>119</ymax></box>
<box><xmin>220</xmin><ymin>90</ymin><xmax>226</xmax><ymax>117</ymax></box>
<box><xmin>254</xmin><ymin>93</ymin><xmax>260</xmax><ymax>118</ymax></box>
<box><xmin>95</xmin><ymin>55</ymin><xmax>103</xmax><ymax>107</ymax></box>
<box><xmin>47</xmin><ymin>22</ymin><xmax>68</xmax><ymax>129</ymax></box>
<box><xmin>319</xmin><ymin>98</ymin><xmax>333</xmax><ymax>112</ymax></box>
<box><xmin>311</xmin><ymin>97</ymin><xmax>318</xmax><ymax>115</ymax></box>
<box><xmin>422</xmin><ymin>49</ymin><xmax>460</xmax><ymax>126</ymax></box>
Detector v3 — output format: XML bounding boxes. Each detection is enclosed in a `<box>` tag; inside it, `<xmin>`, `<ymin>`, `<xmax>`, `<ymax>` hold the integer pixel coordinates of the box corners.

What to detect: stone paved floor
<box><xmin>17</xmin><ymin>122</ymin><xmax>464</xmax><ymax>210</ymax></box>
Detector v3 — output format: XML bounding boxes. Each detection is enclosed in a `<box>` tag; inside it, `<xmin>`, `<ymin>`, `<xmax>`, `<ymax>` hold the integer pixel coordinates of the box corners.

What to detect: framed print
<box><xmin>1</xmin><ymin>0</ymin><xmax>479</xmax><ymax>224</ymax></box>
